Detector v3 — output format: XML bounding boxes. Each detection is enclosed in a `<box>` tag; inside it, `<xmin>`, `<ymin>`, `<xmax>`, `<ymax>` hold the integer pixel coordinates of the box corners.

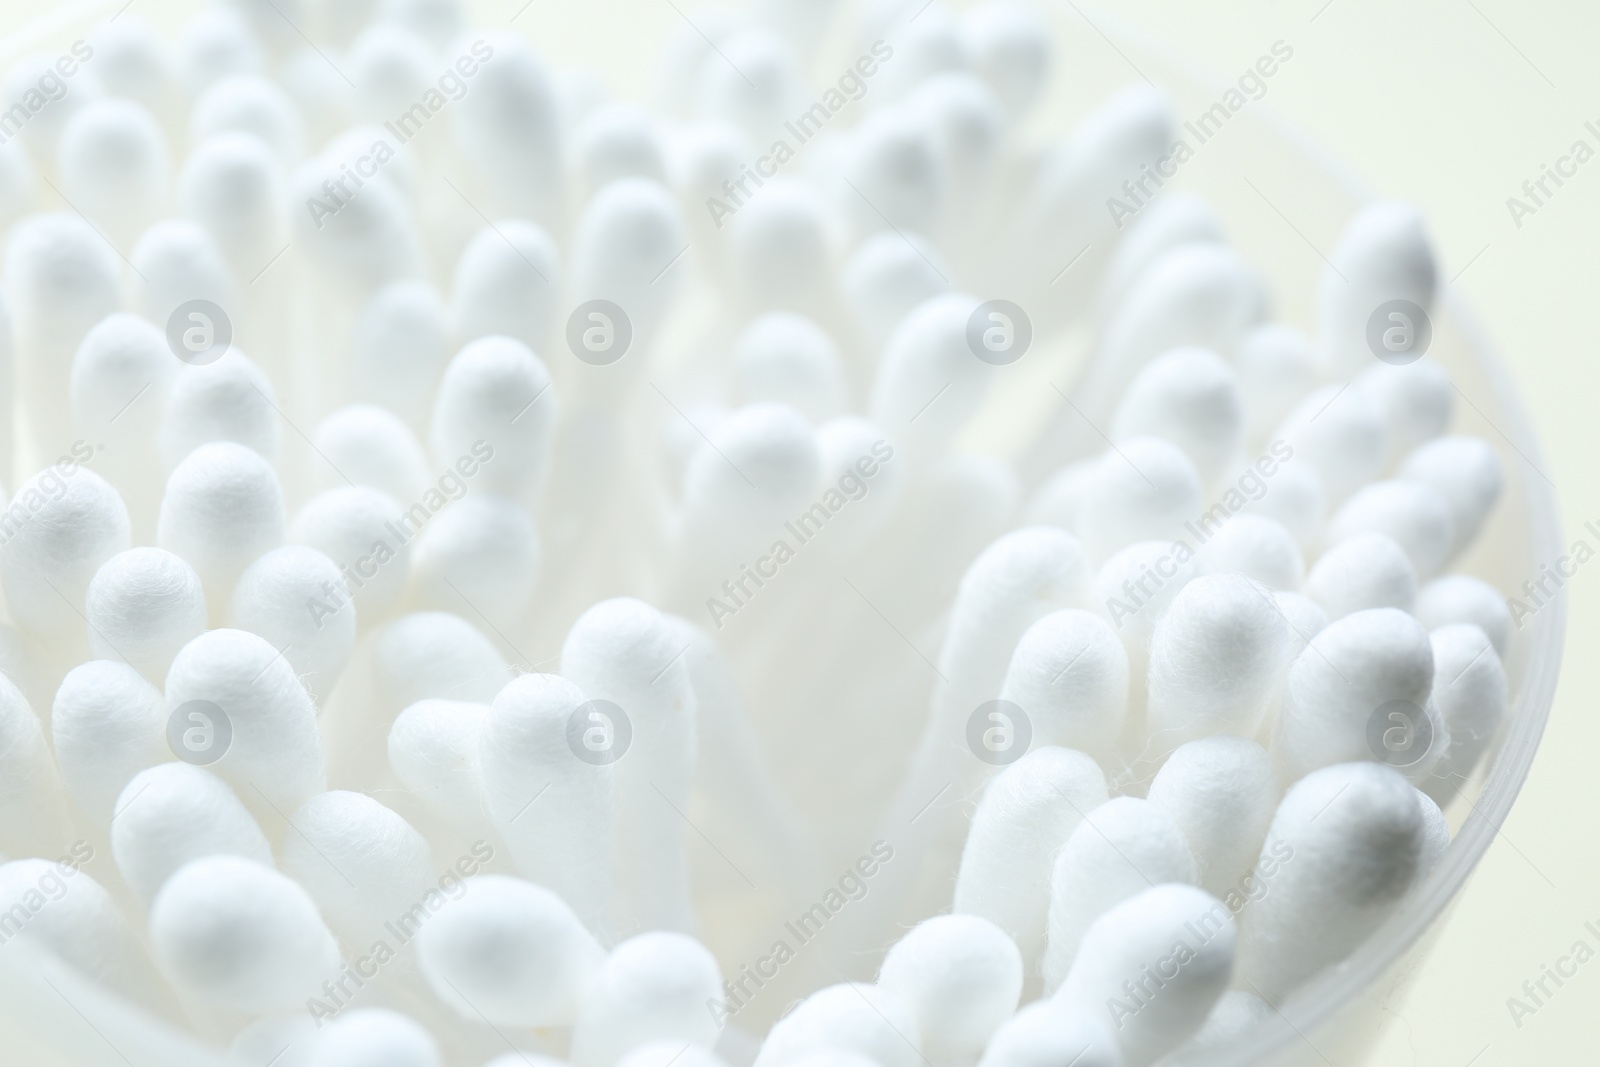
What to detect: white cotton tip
<box><xmin>165</xmin><ymin>627</ymin><xmax>327</xmax><ymax>809</ymax></box>
<box><xmin>289</xmin><ymin>486</ymin><xmax>411</xmax><ymax>619</ymax></box>
<box><xmin>159</xmin><ymin>348</ymin><xmax>283</xmax><ymax>468</ymax></box>
<box><xmin>1100</xmin><ymin>194</ymin><xmax>1224</xmax><ymax>320</ymax></box>
<box><xmin>230</xmin><ymin>545</ymin><xmax>355</xmax><ymax>700</ymax></box>
<box><xmin>693</xmin><ymin>27</ymin><xmax>804</xmax><ymax>141</ymax></box>
<box><xmin>1357</xmin><ymin>358</ymin><xmax>1452</xmax><ymax>462</ymax></box>
<box><xmin>1398</xmin><ymin>435</ymin><xmax>1503</xmax><ymax>559</ymax></box>
<box><xmin>109</xmin><ymin>762</ymin><xmax>273</xmax><ymax>907</ymax></box>
<box><xmin>1025</xmin><ymin>460</ymin><xmax>1099</xmax><ymax>536</ymax></box>
<box><xmin>88</xmin><ymin>15</ymin><xmax>173</xmax><ymax>116</ymax></box>
<box><xmin>1304</xmin><ymin>532</ymin><xmax>1417</xmax><ymax>620</ymax></box>
<box><xmin>1234</xmin><ymin>324</ymin><xmax>1315</xmax><ymax>444</ymax></box>
<box><xmin>158</xmin><ymin>441</ymin><xmax>285</xmax><ymax>597</ymax></box>
<box><xmin>753</xmin><ymin>983</ymin><xmax>921</xmax><ymax>1067</ymax></box>
<box><xmin>562</xmin><ymin>597</ymin><xmax>696</xmax><ymax>932</ymax></box>
<box><xmin>1196</xmin><ymin>515</ymin><xmax>1304</xmax><ymax>592</ymax></box>
<box><xmin>668</xmin><ymin>118</ymin><xmax>750</xmax><ymax>231</ymax></box>
<box><xmin>0</xmin><ymin>671</ymin><xmax>69</xmax><ymax>854</ymax></box>
<box><xmin>1274</xmin><ymin>607</ymin><xmax>1438</xmax><ymax>782</ymax></box>
<box><xmin>132</xmin><ymin>218</ymin><xmax>236</xmax><ymax>330</ymax></box>
<box><xmin>1237</xmin><ymin>762</ymin><xmax>1425</xmax><ymax>998</ymax></box>
<box><xmin>1326</xmin><ymin>479</ymin><xmax>1455</xmax><ymax>579</ymax></box>
<box><xmin>151</xmin><ymin>855</ymin><xmax>339</xmax><ymax>1014</ymax></box>
<box><xmin>5</xmin><ymin>213</ymin><xmax>121</xmax><ymax>361</ymax></box>
<box><xmin>1056</xmin><ymin>884</ymin><xmax>1235</xmax><ymax>1067</ymax></box>
<box><xmin>1146</xmin><ymin>573</ymin><xmax>1288</xmax><ymax>751</ymax></box>
<box><xmin>867</xmin><ymin>6</ymin><xmax>961</xmax><ymax>103</ymax></box>
<box><xmin>1414</xmin><ymin>575</ymin><xmax>1510</xmax><ymax>658</ymax></box>
<box><xmin>388</xmin><ymin>698</ymin><xmax>491</xmax><ymax>835</ymax></box>
<box><xmin>178</xmin><ymin>9</ymin><xmax>265</xmax><ymax>96</ymax></box>
<box><xmin>178</xmin><ymin>132</ymin><xmax>287</xmax><ymax>273</ymax></box>
<box><xmin>733</xmin><ymin>312</ymin><xmax>845</xmax><ymax>421</ymax></box>
<box><xmin>374</xmin><ymin>612</ymin><xmax>512</xmax><ymax>710</ymax></box>
<box><xmin>451</xmin><ymin>219</ymin><xmax>561</xmax><ymax>352</ymax></box>
<box><xmin>306</xmin><ymin>1009</ymin><xmax>442</xmax><ymax>1067</ymax></box>
<box><xmin>313</xmin><ymin>0</ymin><xmax>378</xmax><ymax>47</ymax></box>
<box><xmin>350</xmin><ymin>281</ymin><xmax>449</xmax><ymax>429</ymax></box>
<box><xmin>312</xmin><ymin>404</ymin><xmax>430</xmax><ymax>503</ymax></box>
<box><xmin>58</xmin><ymin>99</ymin><xmax>169</xmax><ymax>244</ymax></box>
<box><xmin>417</xmin><ymin>874</ymin><xmax>605</xmax><ymax>1027</ymax></box>
<box><xmin>192</xmin><ymin>75</ymin><xmax>305</xmax><ymax>163</ymax></box>
<box><xmin>481</xmin><ymin>673</ymin><xmax>611</xmax><ymax>934</ymax></box>
<box><xmin>1239</xmin><ymin>459</ymin><xmax>1325</xmax><ymax>555</ymax></box>
<box><xmin>680</xmin><ymin>401</ymin><xmax>819</xmax><ymax>560</ymax></box>
<box><xmin>975</xmin><ymin>1000</ymin><xmax>1123</xmax><ymax>1067</ymax></box>
<box><xmin>280</xmin><ymin>790</ymin><xmax>435</xmax><ymax>950</ymax></box>
<box><xmin>571</xmin><ymin>932</ymin><xmax>723</xmax><ymax>1067</ymax></box>
<box><xmin>1092</xmin><ymin>540</ymin><xmax>1199</xmax><ymax>677</ymax></box>
<box><xmin>877</xmin><ymin>914</ymin><xmax>1022</xmax><ymax>1067</ymax></box>
<box><xmin>998</xmin><ymin>610</ymin><xmax>1128</xmax><ymax>757</ymax></box>
<box><xmin>348</xmin><ymin>24</ymin><xmax>434</xmax><ymax>127</ymax></box>
<box><xmin>1425</xmin><ymin>623</ymin><xmax>1507</xmax><ymax>797</ymax></box>
<box><xmin>1273</xmin><ymin>381</ymin><xmax>1390</xmax><ymax>506</ymax></box>
<box><xmin>1146</xmin><ymin>736</ymin><xmax>1278</xmax><ymax>897</ymax></box>
<box><xmin>907</xmin><ymin>74</ymin><xmax>1005</xmax><ymax>213</ymax></box>
<box><xmin>0</xmin><ymin>858</ymin><xmax>153</xmax><ymax>1001</ymax></box>
<box><xmin>839</xmin><ymin>231</ymin><xmax>951</xmax><ymax>350</ymax></box>
<box><xmin>0</xmin><ymin>139</ymin><xmax>37</xmax><ymax>228</ymax></box>
<box><xmin>51</xmin><ymin>659</ymin><xmax>167</xmax><ymax>825</ymax></box>
<box><xmin>281</xmin><ymin>48</ymin><xmax>354</xmax><ymax>145</ymax></box>
<box><xmin>939</xmin><ymin>527</ymin><xmax>1095</xmax><ymax>722</ymax></box>
<box><xmin>812</xmin><ymin>416</ymin><xmax>903</xmax><ymax>551</ymax></box>
<box><xmin>962</xmin><ymin>1</ymin><xmax>1052</xmax><ymax>118</ymax></box>
<box><xmin>955</xmin><ymin>747</ymin><xmax>1109</xmax><ymax>970</ymax></box>
<box><xmin>574</xmin><ymin>102</ymin><xmax>667</xmax><ymax>201</ymax></box>
<box><xmin>411</xmin><ymin>495</ymin><xmax>539</xmax><ymax>640</ymax></box>
<box><xmin>383</xmin><ymin>0</ymin><xmax>468</xmax><ymax>48</ymax></box>
<box><xmin>320</xmin><ymin>124</ymin><xmax>417</xmax><ymax>200</ymax></box>
<box><xmin>451</xmin><ymin>32</ymin><xmax>564</xmax><ymax>227</ymax></box>
<box><xmin>1</xmin><ymin>464</ymin><xmax>131</xmax><ymax>642</ymax></box>
<box><xmin>840</xmin><ymin>108</ymin><xmax>943</xmax><ymax>238</ymax></box>
<box><xmin>1111</xmin><ymin>347</ymin><xmax>1243</xmax><ymax>487</ymax></box>
<box><xmin>2</xmin><ymin>54</ymin><xmax>101</xmax><ymax>159</ymax></box>
<box><xmin>1078</xmin><ymin>438</ymin><xmax>1204</xmax><ymax>563</ymax></box>
<box><xmin>430</xmin><ymin>336</ymin><xmax>557</xmax><ymax>506</ymax></box>
<box><xmin>1316</xmin><ymin>201</ymin><xmax>1437</xmax><ymax>379</ymax></box>
<box><xmin>571</xmin><ymin>176</ymin><xmax>687</xmax><ymax>341</ymax></box>
<box><xmin>70</xmin><ymin>313</ymin><xmax>178</xmax><ymax>482</ymax></box>
<box><xmin>868</xmin><ymin>293</ymin><xmax>990</xmax><ymax>462</ymax></box>
<box><xmin>731</xmin><ymin>179</ymin><xmax>842</xmax><ymax>315</ymax></box>
<box><xmin>1274</xmin><ymin>590</ymin><xmax>1328</xmax><ymax>658</ymax></box>
<box><xmin>289</xmin><ymin>151</ymin><xmax>426</xmax><ymax>290</ymax></box>
<box><xmin>1089</xmin><ymin>243</ymin><xmax>1266</xmax><ymax>413</ymax></box>
<box><xmin>1416</xmin><ymin>789</ymin><xmax>1449</xmax><ymax>876</ymax></box>
<box><xmin>1042</xmin><ymin>798</ymin><xmax>1197</xmax><ymax>991</ymax></box>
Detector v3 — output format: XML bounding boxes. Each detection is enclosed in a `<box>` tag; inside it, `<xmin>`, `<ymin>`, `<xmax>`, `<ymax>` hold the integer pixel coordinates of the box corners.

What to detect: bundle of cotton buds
<box><xmin>0</xmin><ymin>1</ymin><xmax>1521</xmax><ymax>1066</ymax></box>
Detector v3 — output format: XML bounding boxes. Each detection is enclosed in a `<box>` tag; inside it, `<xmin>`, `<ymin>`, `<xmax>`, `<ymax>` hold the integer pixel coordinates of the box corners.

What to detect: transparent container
<box><xmin>0</xmin><ymin>2</ymin><xmax>1564</xmax><ymax>1065</ymax></box>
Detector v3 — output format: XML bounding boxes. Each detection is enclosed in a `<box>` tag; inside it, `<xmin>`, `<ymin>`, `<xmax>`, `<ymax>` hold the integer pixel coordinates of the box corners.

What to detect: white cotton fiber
<box><xmin>110</xmin><ymin>761</ymin><xmax>274</xmax><ymax>906</ymax></box>
<box><xmin>0</xmin><ymin>674</ymin><xmax>70</xmax><ymax>855</ymax></box>
<box><xmin>192</xmin><ymin>75</ymin><xmax>305</xmax><ymax>163</ymax></box>
<box><xmin>1273</xmin><ymin>384</ymin><xmax>1388</xmax><ymax>505</ymax></box>
<box><xmin>1196</xmin><ymin>515</ymin><xmax>1303</xmax><ymax>592</ymax></box>
<box><xmin>752</xmin><ymin>983</ymin><xmax>921</xmax><ymax>1067</ymax></box>
<box><xmin>733</xmin><ymin>312</ymin><xmax>845</xmax><ymax>422</ymax></box>
<box><xmin>451</xmin><ymin>219</ymin><xmax>561</xmax><ymax>352</ymax></box>
<box><xmin>350</xmin><ymin>281</ymin><xmax>450</xmax><ymax>430</ymax></box>
<box><xmin>373</xmin><ymin>612</ymin><xmax>512</xmax><ymax>710</ymax></box>
<box><xmin>1327</xmin><ymin>479</ymin><xmax>1455</xmax><ymax>579</ymax></box>
<box><xmin>1</xmin><ymin>463</ymin><xmax>132</xmax><ymax>643</ymax></box>
<box><xmin>877</xmin><ymin>914</ymin><xmax>1022</xmax><ymax>1067</ymax></box>
<box><xmin>1146</xmin><ymin>573</ymin><xmax>1288</xmax><ymax>749</ymax></box>
<box><xmin>1111</xmin><ymin>347</ymin><xmax>1243</xmax><ymax>487</ymax></box>
<box><xmin>1316</xmin><ymin>201</ymin><xmax>1436</xmax><ymax>380</ymax></box>
<box><xmin>1078</xmin><ymin>438</ymin><xmax>1203</xmax><ymax>563</ymax></box>
<box><xmin>58</xmin><ymin>99</ymin><xmax>170</xmax><ymax>245</ymax></box>
<box><xmin>963</xmin><ymin>1</ymin><xmax>1052</xmax><ymax>118</ymax></box>
<box><xmin>1414</xmin><ymin>574</ymin><xmax>1511</xmax><ymax>657</ymax></box>
<box><xmin>954</xmin><ymin>746</ymin><xmax>1109</xmax><ymax>969</ymax></box>
<box><xmin>159</xmin><ymin>348</ymin><xmax>282</xmax><ymax>469</ymax></box>
<box><xmin>232</xmin><ymin>545</ymin><xmax>354</xmax><ymax>704</ymax></box>
<box><xmin>998</xmin><ymin>609</ymin><xmax>1128</xmax><ymax>757</ymax></box>
<box><xmin>1236</xmin><ymin>762</ymin><xmax>1425</xmax><ymax>999</ymax></box>
<box><xmin>132</xmin><ymin>219</ymin><xmax>236</xmax><ymax>331</ymax></box>
<box><xmin>289</xmin><ymin>486</ymin><xmax>411</xmax><ymax>619</ymax></box>
<box><xmin>430</xmin><ymin>336</ymin><xmax>557</xmax><ymax>506</ymax></box>
<box><xmin>312</xmin><ymin>404</ymin><xmax>431</xmax><ymax>504</ymax></box>
<box><xmin>1234</xmin><ymin>324</ymin><xmax>1315</xmax><ymax>444</ymax></box>
<box><xmin>85</xmin><ymin>548</ymin><xmax>207</xmax><ymax>681</ymax></box>
<box><xmin>417</xmin><ymin>874</ymin><xmax>605</xmax><ymax>1027</ymax></box>
<box><xmin>1042</xmin><ymin>797</ymin><xmax>1197</xmax><ymax>991</ymax></box>
<box><xmin>1146</xmin><ymin>736</ymin><xmax>1278</xmax><ymax>897</ymax></box>
<box><xmin>305</xmin><ymin>1009</ymin><xmax>442</xmax><ymax>1067</ymax></box>
<box><xmin>1092</xmin><ymin>539</ymin><xmax>1199</xmax><ymax>677</ymax></box>
<box><xmin>157</xmin><ymin>441</ymin><xmax>286</xmax><ymax>598</ymax></box>
<box><xmin>1100</xmin><ymin>194</ymin><xmax>1223</xmax><ymax>319</ymax></box>
<box><xmin>408</xmin><ymin>494</ymin><xmax>540</xmax><ymax>629</ymax></box>
<box><xmin>570</xmin><ymin>932</ymin><xmax>723</xmax><ymax>1067</ymax></box>
<box><xmin>1398</xmin><ymin>435</ymin><xmax>1503</xmax><ymax>559</ymax></box>
<box><xmin>0</xmin><ymin>859</ymin><xmax>157</xmax><ymax>1003</ymax></box>
<box><xmin>1424</xmin><ymin>623</ymin><xmax>1507</xmax><ymax>798</ymax></box>
<box><xmin>150</xmin><ymin>855</ymin><xmax>340</xmax><ymax>1014</ymax></box>
<box><xmin>279</xmin><ymin>790</ymin><xmax>435</xmax><ymax>951</ymax></box>
<box><xmin>388</xmin><ymin>699</ymin><xmax>492</xmax><ymax>838</ymax></box>
<box><xmin>1305</xmin><ymin>532</ymin><xmax>1417</xmax><ymax>620</ymax></box>
<box><xmin>840</xmin><ymin>231</ymin><xmax>951</xmax><ymax>350</ymax></box>
<box><xmin>1357</xmin><ymin>358</ymin><xmax>1452</xmax><ymax>461</ymax></box>
<box><xmin>51</xmin><ymin>660</ymin><xmax>168</xmax><ymax>825</ymax></box>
